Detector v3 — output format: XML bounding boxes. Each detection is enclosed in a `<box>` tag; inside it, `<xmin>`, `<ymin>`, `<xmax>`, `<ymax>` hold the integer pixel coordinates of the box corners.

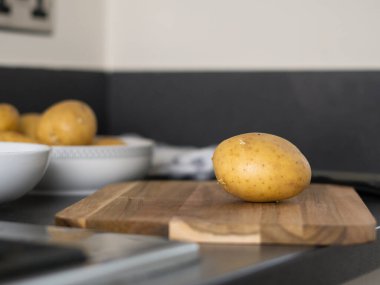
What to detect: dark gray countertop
<box><xmin>0</xmin><ymin>185</ymin><xmax>379</xmax><ymax>285</ymax></box>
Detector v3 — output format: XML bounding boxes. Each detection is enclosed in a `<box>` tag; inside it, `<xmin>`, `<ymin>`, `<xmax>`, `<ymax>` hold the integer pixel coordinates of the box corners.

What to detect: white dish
<box><xmin>0</xmin><ymin>142</ymin><xmax>51</xmax><ymax>203</ymax></box>
<box><xmin>37</xmin><ymin>137</ymin><xmax>154</xmax><ymax>191</ymax></box>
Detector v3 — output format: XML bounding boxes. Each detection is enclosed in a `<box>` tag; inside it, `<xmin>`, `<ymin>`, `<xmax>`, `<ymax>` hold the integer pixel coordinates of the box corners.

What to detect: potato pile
<box><xmin>212</xmin><ymin>133</ymin><xmax>311</xmax><ymax>202</ymax></box>
<box><xmin>0</xmin><ymin>100</ymin><xmax>125</xmax><ymax>146</ymax></box>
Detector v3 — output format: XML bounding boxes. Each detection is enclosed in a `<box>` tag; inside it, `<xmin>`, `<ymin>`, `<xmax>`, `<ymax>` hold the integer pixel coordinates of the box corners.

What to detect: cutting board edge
<box><xmin>169</xmin><ymin>216</ymin><xmax>377</xmax><ymax>245</ymax></box>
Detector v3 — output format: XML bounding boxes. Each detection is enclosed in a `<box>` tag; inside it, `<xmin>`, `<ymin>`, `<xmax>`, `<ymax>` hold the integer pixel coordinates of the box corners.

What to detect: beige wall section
<box><xmin>0</xmin><ymin>0</ymin><xmax>106</xmax><ymax>70</ymax></box>
<box><xmin>0</xmin><ymin>0</ymin><xmax>380</xmax><ymax>71</ymax></box>
<box><xmin>105</xmin><ymin>0</ymin><xmax>380</xmax><ymax>71</ymax></box>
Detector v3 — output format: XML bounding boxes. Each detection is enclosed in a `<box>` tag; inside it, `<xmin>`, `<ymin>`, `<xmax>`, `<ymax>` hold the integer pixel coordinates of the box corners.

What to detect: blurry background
<box><xmin>0</xmin><ymin>0</ymin><xmax>379</xmax><ymax>172</ymax></box>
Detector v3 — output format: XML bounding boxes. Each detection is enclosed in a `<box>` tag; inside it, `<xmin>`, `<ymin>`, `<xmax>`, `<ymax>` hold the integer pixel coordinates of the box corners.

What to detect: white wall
<box><xmin>0</xmin><ymin>0</ymin><xmax>106</xmax><ymax>70</ymax></box>
<box><xmin>1</xmin><ymin>0</ymin><xmax>380</xmax><ymax>71</ymax></box>
<box><xmin>105</xmin><ymin>0</ymin><xmax>380</xmax><ymax>71</ymax></box>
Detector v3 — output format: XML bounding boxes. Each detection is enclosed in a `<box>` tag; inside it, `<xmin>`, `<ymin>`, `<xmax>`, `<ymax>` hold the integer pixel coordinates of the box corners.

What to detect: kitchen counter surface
<box><xmin>0</xmin><ymin>187</ymin><xmax>379</xmax><ymax>285</ymax></box>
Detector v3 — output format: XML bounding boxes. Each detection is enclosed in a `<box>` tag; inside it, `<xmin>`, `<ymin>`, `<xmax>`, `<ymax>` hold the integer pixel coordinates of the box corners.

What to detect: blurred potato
<box><xmin>0</xmin><ymin>131</ymin><xmax>38</xmax><ymax>143</ymax></box>
<box><xmin>0</xmin><ymin>103</ymin><xmax>20</xmax><ymax>132</ymax></box>
<box><xmin>20</xmin><ymin>113</ymin><xmax>41</xmax><ymax>139</ymax></box>
<box><xmin>1</xmin><ymin>100</ymin><xmax>117</xmax><ymax>147</ymax></box>
<box><xmin>37</xmin><ymin>100</ymin><xmax>97</xmax><ymax>146</ymax></box>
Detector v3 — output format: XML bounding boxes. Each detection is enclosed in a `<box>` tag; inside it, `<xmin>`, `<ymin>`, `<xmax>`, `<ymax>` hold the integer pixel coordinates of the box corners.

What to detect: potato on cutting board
<box><xmin>212</xmin><ymin>133</ymin><xmax>311</xmax><ymax>202</ymax></box>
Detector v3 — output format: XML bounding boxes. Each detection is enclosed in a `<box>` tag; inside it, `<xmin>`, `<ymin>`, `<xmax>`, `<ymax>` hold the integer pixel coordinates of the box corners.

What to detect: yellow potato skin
<box><xmin>37</xmin><ymin>100</ymin><xmax>97</xmax><ymax>146</ymax></box>
<box><xmin>212</xmin><ymin>133</ymin><xmax>311</xmax><ymax>202</ymax></box>
<box><xmin>0</xmin><ymin>131</ymin><xmax>38</xmax><ymax>143</ymax></box>
<box><xmin>20</xmin><ymin>113</ymin><xmax>41</xmax><ymax>139</ymax></box>
<box><xmin>93</xmin><ymin>136</ymin><xmax>126</xmax><ymax>146</ymax></box>
<box><xmin>0</xmin><ymin>103</ymin><xmax>20</xmax><ymax>132</ymax></box>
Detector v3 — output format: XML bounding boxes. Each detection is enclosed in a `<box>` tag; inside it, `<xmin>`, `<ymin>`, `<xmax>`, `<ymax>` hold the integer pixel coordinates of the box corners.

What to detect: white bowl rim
<box><xmin>51</xmin><ymin>136</ymin><xmax>154</xmax><ymax>151</ymax></box>
<box><xmin>49</xmin><ymin>137</ymin><xmax>154</xmax><ymax>159</ymax></box>
<box><xmin>0</xmin><ymin>142</ymin><xmax>51</xmax><ymax>154</ymax></box>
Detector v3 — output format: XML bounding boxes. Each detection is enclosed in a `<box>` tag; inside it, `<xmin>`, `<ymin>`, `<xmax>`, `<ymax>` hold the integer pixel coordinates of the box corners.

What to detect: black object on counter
<box><xmin>0</xmin><ymin>238</ymin><xmax>86</xmax><ymax>282</ymax></box>
<box><xmin>312</xmin><ymin>170</ymin><xmax>380</xmax><ymax>196</ymax></box>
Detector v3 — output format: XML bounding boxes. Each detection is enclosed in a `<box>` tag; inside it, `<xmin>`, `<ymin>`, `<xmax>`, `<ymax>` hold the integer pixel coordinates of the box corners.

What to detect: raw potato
<box><xmin>212</xmin><ymin>133</ymin><xmax>311</xmax><ymax>202</ymax></box>
<box><xmin>93</xmin><ymin>136</ymin><xmax>126</xmax><ymax>146</ymax></box>
<box><xmin>0</xmin><ymin>103</ymin><xmax>20</xmax><ymax>132</ymax></box>
<box><xmin>0</xmin><ymin>131</ymin><xmax>38</xmax><ymax>143</ymax></box>
<box><xmin>37</xmin><ymin>100</ymin><xmax>97</xmax><ymax>145</ymax></box>
<box><xmin>20</xmin><ymin>113</ymin><xmax>41</xmax><ymax>139</ymax></box>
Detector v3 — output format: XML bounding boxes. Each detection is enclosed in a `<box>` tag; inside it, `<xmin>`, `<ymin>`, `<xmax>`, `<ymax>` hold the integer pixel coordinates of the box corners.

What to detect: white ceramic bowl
<box><xmin>0</xmin><ymin>142</ymin><xmax>51</xmax><ymax>203</ymax></box>
<box><xmin>37</xmin><ymin>137</ymin><xmax>154</xmax><ymax>191</ymax></box>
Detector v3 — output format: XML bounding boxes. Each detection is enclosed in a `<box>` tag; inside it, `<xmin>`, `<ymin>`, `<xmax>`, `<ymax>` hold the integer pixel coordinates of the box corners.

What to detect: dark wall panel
<box><xmin>0</xmin><ymin>67</ymin><xmax>107</xmax><ymax>134</ymax></box>
<box><xmin>108</xmin><ymin>71</ymin><xmax>380</xmax><ymax>172</ymax></box>
<box><xmin>1</xmin><ymin>67</ymin><xmax>379</xmax><ymax>173</ymax></box>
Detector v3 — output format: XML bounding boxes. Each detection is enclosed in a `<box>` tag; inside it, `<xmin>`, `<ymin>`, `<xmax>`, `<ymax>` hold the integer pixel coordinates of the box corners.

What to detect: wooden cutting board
<box><xmin>55</xmin><ymin>181</ymin><xmax>377</xmax><ymax>245</ymax></box>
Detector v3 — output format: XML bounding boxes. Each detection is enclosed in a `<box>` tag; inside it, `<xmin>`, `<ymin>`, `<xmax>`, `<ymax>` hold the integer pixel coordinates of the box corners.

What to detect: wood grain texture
<box><xmin>55</xmin><ymin>181</ymin><xmax>377</xmax><ymax>245</ymax></box>
<box><xmin>169</xmin><ymin>183</ymin><xmax>376</xmax><ymax>245</ymax></box>
<box><xmin>56</xmin><ymin>181</ymin><xmax>197</xmax><ymax>235</ymax></box>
